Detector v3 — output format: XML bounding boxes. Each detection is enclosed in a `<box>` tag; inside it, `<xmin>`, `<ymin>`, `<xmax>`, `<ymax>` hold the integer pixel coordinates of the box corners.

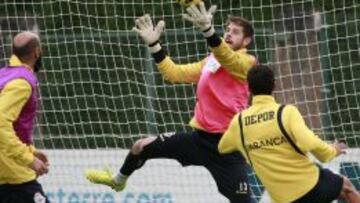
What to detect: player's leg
<box><xmin>84</xmin><ymin>137</ymin><xmax>156</xmax><ymax>191</ymax></box>
<box><xmin>118</xmin><ymin>136</ymin><xmax>157</xmax><ymax>176</ymax></box>
<box><xmin>202</xmin><ymin>136</ymin><xmax>251</xmax><ymax>203</ymax></box>
<box><xmin>293</xmin><ymin>167</ymin><xmax>344</xmax><ymax>203</ymax></box>
<box><xmin>120</xmin><ymin>131</ymin><xmax>203</xmax><ymax>174</ymax></box>
<box><xmin>0</xmin><ymin>192</ymin><xmax>24</xmax><ymax>203</ymax></box>
<box><xmin>194</xmin><ymin>130</ymin><xmax>250</xmax><ymax>202</ymax></box>
<box><xmin>85</xmin><ymin>131</ymin><xmax>202</xmax><ymax>191</ymax></box>
<box><xmin>338</xmin><ymin>176</ymin><xmax>360</xmax><ymax>203</ymax></box>
<box><xmin>114</xmin><ymin>135</ymin><xmax>172</xmax><ymax>181</ymax></box>
<box><xmin>85</xmin><ymin>136</ymin><xmax>163</xmax><ymax>191</ymax></box>
<box><xmin>0</xmin><ymin>184</ymin><xmax>12</xmax><ymax>203</ymax></box>
<box><xmin>24</xmin><ymin>180</ymin><xmax>49</xmax><ymax>203</ymax></box>
<box><xmin>0</xmin><ymin>180</ymin><xmax>49</xmax><ymax>203</ymax></box>
<box><xmin>206</xmin><ymin>152</ymin><xmax>251</xmax><ymax>203</ymax></box>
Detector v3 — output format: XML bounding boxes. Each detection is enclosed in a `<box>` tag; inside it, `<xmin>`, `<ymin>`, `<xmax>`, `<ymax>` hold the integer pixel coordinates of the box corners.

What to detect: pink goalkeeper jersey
<box><xmin>194</xmin><ymin>54</ymin><xmax>250</xmax><ymax>133</ymax></box>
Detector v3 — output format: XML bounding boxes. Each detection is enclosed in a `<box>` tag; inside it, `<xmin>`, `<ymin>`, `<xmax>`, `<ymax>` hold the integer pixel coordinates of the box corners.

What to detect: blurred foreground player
<box><xmin>219</xmin><ymin>65</ymin><xmax>360</xmax><ymax>203</ymax></box>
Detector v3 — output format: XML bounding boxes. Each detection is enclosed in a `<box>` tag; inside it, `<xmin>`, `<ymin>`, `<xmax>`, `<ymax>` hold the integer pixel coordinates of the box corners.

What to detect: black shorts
<box><xmin>0</xmin><ymin>180</ymin><xmax>49</xmax><ymax>203</ymax></box>
<box><xmin>293</xmin><ymin>167</ymin><xmax>343</xmax><ymax>203</ymax></box>
<box><xmin>142</xmin><ymin>130</ymin><xmax>251</xmax><ymax>203</ymax></box>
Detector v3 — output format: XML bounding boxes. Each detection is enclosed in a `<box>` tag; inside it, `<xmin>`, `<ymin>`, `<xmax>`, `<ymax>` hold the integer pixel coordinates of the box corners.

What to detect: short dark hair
<box><xmin>12</xmin><ymin>37</ymin><xmax>40</xmax><ymax>60</ymax></box>
<box><xmin>247</xmin><ymin>65</ymin><xmax>275</xmax><ymax>95</ymax></box>
<box><xmin>226</xmin><ymin>15</ymin><xmax>254</xmax><ymax>38</ymax></box>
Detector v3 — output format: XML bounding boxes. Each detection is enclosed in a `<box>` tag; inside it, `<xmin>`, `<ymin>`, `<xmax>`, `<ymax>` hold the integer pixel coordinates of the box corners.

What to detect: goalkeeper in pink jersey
<box><xmin>86</xmin><ymin>2</ymin><xmax>256</xmax><ymax>202</ymax></box>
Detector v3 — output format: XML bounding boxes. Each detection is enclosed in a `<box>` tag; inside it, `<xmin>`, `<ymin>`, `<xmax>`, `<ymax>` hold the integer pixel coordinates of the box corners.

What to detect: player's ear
<box><xmin>243</xmin><ymin>37</ymin><xmax>252</xmax><ymax>48</ymax></box>
<box><xmin>34</xmin><ymin>46</ymin><xmax>41</xmax><ymax>59</ymax></box>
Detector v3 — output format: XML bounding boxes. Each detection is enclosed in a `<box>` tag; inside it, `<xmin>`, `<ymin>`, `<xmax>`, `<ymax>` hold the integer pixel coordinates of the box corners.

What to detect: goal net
<box><xmin>0</xmin><ymin>0</ymin><xmax>358</xmax><ymax>202</ymax></box>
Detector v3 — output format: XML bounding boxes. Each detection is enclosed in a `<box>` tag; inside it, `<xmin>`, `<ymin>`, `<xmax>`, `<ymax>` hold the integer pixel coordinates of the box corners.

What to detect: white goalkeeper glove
<box><xmin>182</xmin><ymin>2</ymin><xmax>217</xmax><ymax>38</ymax></box>
<box><xmin>132</xmin><ymin>14</ymin><xmax>165</xmax><ymax>53</ymax></box>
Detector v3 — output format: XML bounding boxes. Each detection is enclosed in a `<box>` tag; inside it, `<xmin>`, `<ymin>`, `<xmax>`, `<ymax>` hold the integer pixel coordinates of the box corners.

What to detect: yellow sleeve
<box><xmin>210</xmin><ymin>39</ymin><xmax>256</xmax><ymax>81</ymax></box>
<box><xmin>29</xmin><ymin>145</ymin><xmax>37</xmax><ymax>153</ymax></box>
<box><xmin>0</xmin><ymin>79</ymin><xmax>35</xmax><ymax>165</ymax></box>
<box><xmin>157</xmin><ymin>56</ymin><xmax>206</xmax><ymax>83</ymax></box>
<box><xmin>285</xmin><ymin>105</ymin><xmax>337</xmax><ymax>162</ymax></box>
<box><xmin>218</xmin><ymin>114</ymin><xmax>241</xmax><ymax>154</ymax></box>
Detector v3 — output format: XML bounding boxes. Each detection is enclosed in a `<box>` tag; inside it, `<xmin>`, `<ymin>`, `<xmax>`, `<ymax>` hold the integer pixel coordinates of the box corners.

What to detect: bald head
<box><xmin>13</xmin><ymin>31</ymin><xmax>41</xmax><ymax>63</ymax></box>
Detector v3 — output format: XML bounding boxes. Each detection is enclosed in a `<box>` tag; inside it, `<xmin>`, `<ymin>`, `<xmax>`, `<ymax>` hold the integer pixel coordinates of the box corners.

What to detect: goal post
<box><xmin>0</xmin><ymin>0</ymin><xmax>358</xmax><ymax>202</ymax></box>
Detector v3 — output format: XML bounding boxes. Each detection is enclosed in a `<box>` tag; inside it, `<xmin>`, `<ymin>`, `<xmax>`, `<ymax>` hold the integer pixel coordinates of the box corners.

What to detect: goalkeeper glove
<box><xmin>182</xmin><ymin>2</ymin><xmax>217</xmax><ymax>38</ymax></box>
<box><xmin>132</xmin><ymin>14</ymin><xmax>165</xmax><ymax>53</ymax></box>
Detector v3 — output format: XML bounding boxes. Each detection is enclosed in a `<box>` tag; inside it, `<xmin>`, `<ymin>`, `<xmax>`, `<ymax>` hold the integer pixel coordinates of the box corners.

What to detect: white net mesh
<box><xmin>0</xmin><ymin>0</ymin><xmax>358</xmax><ymax>202</ymax></box>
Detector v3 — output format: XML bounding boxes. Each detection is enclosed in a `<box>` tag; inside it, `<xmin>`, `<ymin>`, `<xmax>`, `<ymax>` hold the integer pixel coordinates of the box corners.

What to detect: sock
<box><xmin>120</xmin><ymin>137</ymin><xmax>162</xmax><ymax>176</ymax></box>
<box><xmin>120</xmin><ymin>152</ymin><xmax>146</xmax><ymax>176</ymax></box>
<box><xmin>113</xmin><ymin>172</ymin><xmax>128</xmax><ymax>184</ymax></box>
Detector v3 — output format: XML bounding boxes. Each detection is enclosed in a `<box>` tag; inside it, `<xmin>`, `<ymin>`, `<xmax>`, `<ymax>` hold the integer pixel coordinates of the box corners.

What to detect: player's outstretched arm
<box><xmin>132</xmin><ymin>14</ymin><xmax>165</xmax><ymax>53</ymax></box>
<box><xmin>133</xmin><ymin>14</ymin><xmax>204</xmax><ymax>83</ymax></box>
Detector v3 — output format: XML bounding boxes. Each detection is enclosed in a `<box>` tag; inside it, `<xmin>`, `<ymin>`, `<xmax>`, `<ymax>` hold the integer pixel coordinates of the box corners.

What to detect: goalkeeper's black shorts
<box><xmin>144</xmin><ymin>129</ymin><xmax>251</xmax><ymax>203</ymax></box>
<box><xmin>0</xmin><ymin>180</ymin><xmax>49</xmax><ymax>203</ymax></box>
<box><xmin>292</xmin><ymin>167</ymin><xmax>343</xmax><ymax>203</ymax></box>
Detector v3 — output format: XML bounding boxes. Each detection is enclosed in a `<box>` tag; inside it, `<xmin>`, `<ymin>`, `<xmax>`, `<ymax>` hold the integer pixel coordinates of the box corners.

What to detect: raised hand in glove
<box><xmin>132</xmin><ymin>14</ymin><xmax>165</xmax><ymax>53</ymax></box>
<box><xmin>182</xmin><ymin>2</ymin><xmax>217</xmax><ymax>37</ymax></box>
